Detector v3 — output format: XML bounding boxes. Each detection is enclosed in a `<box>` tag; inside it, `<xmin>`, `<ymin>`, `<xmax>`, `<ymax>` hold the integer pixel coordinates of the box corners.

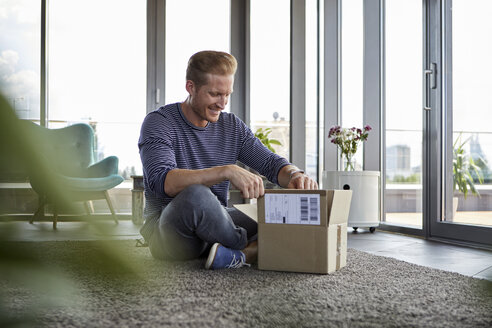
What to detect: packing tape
<box><xmin>336</xmin><ymin>224</ymin><xmax>342</xmax><ymax>270</ymax></box>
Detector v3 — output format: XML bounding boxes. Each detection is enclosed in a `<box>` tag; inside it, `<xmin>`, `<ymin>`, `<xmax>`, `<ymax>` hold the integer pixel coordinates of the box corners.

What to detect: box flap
<box><xmin>327</xmin><ymin>190</ymin><xmax>352</xmax><ymax>224</ymax></box>
<box><xmin>233</xmin><ymin>203</ymin><xmax>258</xmax><ymax>222</ymax></box>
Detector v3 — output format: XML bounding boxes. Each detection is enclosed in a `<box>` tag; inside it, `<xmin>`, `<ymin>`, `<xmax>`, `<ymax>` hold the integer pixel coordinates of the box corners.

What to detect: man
<box><xmin>139</xmin><ymin>50</ymin><xmax>318</xmax><ymax>270</ymax></box>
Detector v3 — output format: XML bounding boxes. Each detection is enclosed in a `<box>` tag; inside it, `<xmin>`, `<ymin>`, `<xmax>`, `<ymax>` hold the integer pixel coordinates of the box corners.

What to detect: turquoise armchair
<box><xmin>20</xmin><ymin>120</ymin><xmax>124</xmax><ymax>229</ymax></box>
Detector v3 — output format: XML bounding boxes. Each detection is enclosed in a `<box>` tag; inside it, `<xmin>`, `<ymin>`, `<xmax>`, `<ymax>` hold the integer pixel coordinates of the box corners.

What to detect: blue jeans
<box><xmin>148</xmin><ymin>184</ymin><xmax>257</xmax><ymax>261</ymax></box>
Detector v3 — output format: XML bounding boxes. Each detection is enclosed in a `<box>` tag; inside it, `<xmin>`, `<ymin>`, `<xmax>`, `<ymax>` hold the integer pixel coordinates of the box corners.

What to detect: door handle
<box><xmin>424</xmin><ymin>63</ymin><xmax>436</xmax><ymax>111</ymax></box>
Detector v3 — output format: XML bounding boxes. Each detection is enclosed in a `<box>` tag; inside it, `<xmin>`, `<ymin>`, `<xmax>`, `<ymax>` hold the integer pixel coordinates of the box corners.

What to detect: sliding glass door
<box><xmin>445</xmin><ymin>0</ymin><xmax>492</xmax><ymax>229</ymax></box>
<box><xmin>382</xmin><ymin>0</ymin><xmax>491</xmax><ymax>246</ymax></box>
<box><xmin>433</xmin><ymin>0</ymin><xmax>492</xmax><ymax>245</ymax></box>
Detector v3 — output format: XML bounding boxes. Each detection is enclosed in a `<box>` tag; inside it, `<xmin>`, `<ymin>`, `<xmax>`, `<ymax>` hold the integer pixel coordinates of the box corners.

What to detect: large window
<box><xmin>341</xmin><ymin>0</ymin><xmax>363</xmax><ymax>169</ymax></box>
<box><xmin>305</xmin><ymin>0</ymin><xmax>320</xmax><ymax>180</ymax></box>
<box><xmin>48</xmin><ymin>0</ymin><xmax>146</xmax><ymax>179</ymax></box>
<box><xmin>0</xmin><ymin>0</ymin><xmax>40</xmax><ymax>121</ymax></box>
<box><xmin>444</xmin><ymin>0</ymin><xmax>492</xmax><ymax>229</ymax></box>
<box><xmin>384</xmin><ymin>0</ymin><xmax>423</xmax><ymax>229</ymax></box>
<box><xmin>165</xmin><ymin>0</ymin><xmax>230</xmax><ymax>106</ymax></box>
<box><xmin>250</xmin><ymin>0</ymin><xmax>290</xmax><ymax>159</ymax></box>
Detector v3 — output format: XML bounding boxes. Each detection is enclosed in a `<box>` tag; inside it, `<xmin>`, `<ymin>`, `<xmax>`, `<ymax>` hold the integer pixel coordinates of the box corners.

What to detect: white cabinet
<box><xmin>322</xmin><ymin>171</ymin><xmax>380</xmax><ymax>232</ymax></box>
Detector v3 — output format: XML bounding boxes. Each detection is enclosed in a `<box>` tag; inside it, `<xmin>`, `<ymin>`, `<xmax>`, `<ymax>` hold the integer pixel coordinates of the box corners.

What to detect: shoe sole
<box><xmin>205</xmin><ymin>243</ymin><xmax>220</xmax><ymax>270</ymax></box>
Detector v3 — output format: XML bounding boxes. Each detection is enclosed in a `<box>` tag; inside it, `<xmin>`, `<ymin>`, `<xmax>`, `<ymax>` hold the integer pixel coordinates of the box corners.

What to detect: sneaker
<box><xmin>205</xmin><ymin>243</ymin><xmax>251</xmax><ymax>270</ymax></box>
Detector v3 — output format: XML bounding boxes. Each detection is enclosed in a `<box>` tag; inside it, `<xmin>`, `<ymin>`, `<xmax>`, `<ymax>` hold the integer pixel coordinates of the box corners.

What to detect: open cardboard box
<box><xmin>235</xmin><ymin>189</ymin><xmax>352</xmax><ymax>274</ymax></box>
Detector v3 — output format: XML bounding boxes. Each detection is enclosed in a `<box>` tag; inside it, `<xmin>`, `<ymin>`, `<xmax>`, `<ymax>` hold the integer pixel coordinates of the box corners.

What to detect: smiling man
<box><xmin>138</xmin><ymin>50</ymin><xmax>317</xmax><ymax>269</ymax></box>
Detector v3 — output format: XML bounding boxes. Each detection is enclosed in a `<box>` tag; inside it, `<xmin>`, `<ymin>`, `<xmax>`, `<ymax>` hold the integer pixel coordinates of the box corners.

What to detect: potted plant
<box><xmin>248</xmin><ymin>127</ymin><xmax>283</xmax><ymax>190</ymax></box>
<box><xmin>452</xmin><ymin>134</ymin><xmax>483</xmax><ymax>217</ymax></box>
<box><xmin>323</xmin><ymin>125</ymin><xmax>380</xmax><ymax>232</ymax></box>
<box><xmin>254</xmin><ymin>127</ymin><xmax>282</xmax><ymax>153</ymax></box>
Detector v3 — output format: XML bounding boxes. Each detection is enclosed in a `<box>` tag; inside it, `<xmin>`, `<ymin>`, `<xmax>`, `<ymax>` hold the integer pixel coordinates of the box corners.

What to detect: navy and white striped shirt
<box><xmin>138</xmin><ymin>103</ymin><xmax>290</xmax><ymax>241</ymax></box>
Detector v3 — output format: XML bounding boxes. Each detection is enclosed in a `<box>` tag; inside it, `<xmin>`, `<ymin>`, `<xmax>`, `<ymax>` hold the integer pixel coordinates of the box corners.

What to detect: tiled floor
<box><xmin>348</xmin><ymin>228</ymin><xmax>492</xmax><ymax>281</ymax></box>
<box><xmin>2</xmin><ymin>220</ymin><xmax>492</xmax><ymax>281</ymax></box>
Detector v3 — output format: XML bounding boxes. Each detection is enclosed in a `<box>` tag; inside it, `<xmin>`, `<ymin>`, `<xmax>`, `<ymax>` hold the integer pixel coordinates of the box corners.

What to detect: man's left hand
<box><xmin>287</xmin><ymin>173</ymin><xmax>318</xmax><ymax>190</ymax></box>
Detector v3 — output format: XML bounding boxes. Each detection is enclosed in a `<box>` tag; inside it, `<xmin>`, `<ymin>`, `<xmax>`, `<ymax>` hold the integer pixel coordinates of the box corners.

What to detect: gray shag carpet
<box><xmin>2</xmin><ymin>240</ymin><xmax>492</xmax><ymax>328</ymax></box>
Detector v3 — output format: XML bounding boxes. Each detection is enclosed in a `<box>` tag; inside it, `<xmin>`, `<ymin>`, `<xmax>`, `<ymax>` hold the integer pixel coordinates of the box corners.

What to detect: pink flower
<box><xmin>327</xmin><ymin>125</ymin><xmax>372</xmax><ymax>168</ymax></box>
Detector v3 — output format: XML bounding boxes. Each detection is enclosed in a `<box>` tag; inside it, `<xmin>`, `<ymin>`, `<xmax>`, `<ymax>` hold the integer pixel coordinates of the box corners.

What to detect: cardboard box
<box><xmin>235</xmin><ymin>189</ymin><xmax>352</xmax><ymax>274</ymax></box>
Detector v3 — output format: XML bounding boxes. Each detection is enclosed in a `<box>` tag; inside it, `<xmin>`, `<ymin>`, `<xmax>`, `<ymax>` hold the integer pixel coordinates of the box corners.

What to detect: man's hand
<box><xmin>287</xmin><ymin>172</ymin><xmax>318</xmax><ymax>190</ymax></box>
<box><xmin>277</xmin><ymin>165</ymin><xmax>318</xmax><ymax>190</ymax></box>
<box><xmin>226</xmin><ymin>165</ymin><xmax>265</xmax><ymax>199</ymax></box>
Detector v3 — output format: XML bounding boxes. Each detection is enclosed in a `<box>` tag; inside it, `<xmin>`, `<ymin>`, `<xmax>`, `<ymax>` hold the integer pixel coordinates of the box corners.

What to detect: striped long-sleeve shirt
<box><xmin>138</xmin><ymin>103</ymin><xmax>290</xmax><ymax>241</ymax></box>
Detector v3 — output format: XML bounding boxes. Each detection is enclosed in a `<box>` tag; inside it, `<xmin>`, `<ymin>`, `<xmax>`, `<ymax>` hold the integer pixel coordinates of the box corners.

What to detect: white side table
<box><xmin>322</xmin><ymin>171</ymin><xmax>380</xmax><ymax>232</ymax></box>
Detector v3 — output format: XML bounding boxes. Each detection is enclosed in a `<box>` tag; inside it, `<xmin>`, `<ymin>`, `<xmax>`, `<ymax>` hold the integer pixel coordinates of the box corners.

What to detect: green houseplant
<box><xmin>453</xmin><ymin>135</ymin><xmax>483</xmax><ymax>199</ymax></box>
<box><xmin>452</xmin><ymin>134</ymin><xmax>484</xmax><ymax>218</ymax></box>
<box><xmin>254</xmin><ymin>128</ymin><xmax>282</xmax><ymax>153</ymax></box>
<box><xmin>251</xmin><ymin>127</ymin><xmax>283</xmax><ymax>190</ymax></box>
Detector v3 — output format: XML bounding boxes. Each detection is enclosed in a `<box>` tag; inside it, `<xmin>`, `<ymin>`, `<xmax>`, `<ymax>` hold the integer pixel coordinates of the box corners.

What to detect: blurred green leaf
<box><xmin>254</xmin><ymin>128</ymin><xmax>282</xmax><ymax>154</ymax></box>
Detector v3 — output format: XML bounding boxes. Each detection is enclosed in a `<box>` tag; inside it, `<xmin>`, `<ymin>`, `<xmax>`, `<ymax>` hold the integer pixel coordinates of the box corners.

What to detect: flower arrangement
<box><xmin>328</xmin><ymin>125</ymin><xmax>372</xmax><ymax>171</ymax></box>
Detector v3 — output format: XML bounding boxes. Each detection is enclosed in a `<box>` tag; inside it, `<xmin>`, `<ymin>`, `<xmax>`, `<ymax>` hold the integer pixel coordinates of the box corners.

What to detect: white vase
<box><xmin>322</xmin><ymin>171</ymin><xmax>380</xmax><ymax>232</ymax></box>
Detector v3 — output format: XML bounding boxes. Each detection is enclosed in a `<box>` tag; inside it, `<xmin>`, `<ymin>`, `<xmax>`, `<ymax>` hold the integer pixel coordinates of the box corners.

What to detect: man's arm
<box><xmin>165</xmin><ymin>164</ymin><xmax>265</xmax><ymax>199</ymax></box>
<box><xmin>277</xmin><ymin>165</ymin><xmax>318</xmax><ymax>190</ymax></box>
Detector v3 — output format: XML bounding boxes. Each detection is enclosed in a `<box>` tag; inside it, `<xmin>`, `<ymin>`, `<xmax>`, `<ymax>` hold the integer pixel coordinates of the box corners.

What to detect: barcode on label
<box><xmin>300</xmin><ymin>197</ymin><xmax>309</xmax><ymax>221</ymax></box>
<box><xmin>309</xmin><ymin>197</ymin><xmax>319</xmax><ymax>221</ymax></box>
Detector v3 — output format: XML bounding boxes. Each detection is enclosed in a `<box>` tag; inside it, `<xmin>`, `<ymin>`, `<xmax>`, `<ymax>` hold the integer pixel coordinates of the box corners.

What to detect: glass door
<box><xmin>432</xmin><ymin>0</ymin><xmax>492</xmax><ymax>245</ymax></box>
<box><xmin>383</xmin><ymin>0</ymin><xmax>423</xmax><ymax>230</ymax></box>
<box><xmin>382</xmin><ymin>0</ymin><xmax>491</xmax><ymax>245</ymax></box>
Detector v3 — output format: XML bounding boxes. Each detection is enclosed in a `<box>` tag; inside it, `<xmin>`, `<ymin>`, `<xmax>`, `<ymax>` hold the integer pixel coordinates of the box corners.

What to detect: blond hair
<box><xmin>186</xmin><ymin>50</ymin><xmax>237</xmax><ymax>87</ymax></box>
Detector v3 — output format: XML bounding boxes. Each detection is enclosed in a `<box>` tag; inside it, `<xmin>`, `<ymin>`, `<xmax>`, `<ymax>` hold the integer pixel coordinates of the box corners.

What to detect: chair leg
<box><xmin>31</xmin><ymin>196</ymin><xmax>46</xmax><ymax>224</ymax></box>
<box><xmin>104</xmin><ymin>190</ymin><xmax>118</xmax><ymax>224</ymax></box>
<box><xmin>84</xmin><ymin>201</ymin><xmax>95</xmax><ymax>215</ymax></box>
<box><xmin>53</xmin><ymin>206</ymin><xmax>58</xmax><ymax>230</ymax></box>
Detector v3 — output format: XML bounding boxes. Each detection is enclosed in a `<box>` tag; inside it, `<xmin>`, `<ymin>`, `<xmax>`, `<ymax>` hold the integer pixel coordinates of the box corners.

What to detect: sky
<box><xmin>1</xmin><ymin>0</ymin><xmax>491</xmax><ymax>178</ymax></box>
<box><xmin>0</xmin><ymin>0</ymin><xmax>40</xmax><ymax>118</ymax></box>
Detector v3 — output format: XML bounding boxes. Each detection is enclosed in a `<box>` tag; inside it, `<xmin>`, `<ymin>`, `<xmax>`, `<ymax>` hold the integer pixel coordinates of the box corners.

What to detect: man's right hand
<box><xmin>225</xmin><ymin>165</ymin><xmax>265</xmax><ymax>199</ymax></box>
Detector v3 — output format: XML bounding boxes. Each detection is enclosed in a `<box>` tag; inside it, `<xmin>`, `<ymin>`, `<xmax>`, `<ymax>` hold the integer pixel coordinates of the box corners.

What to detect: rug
<box><xmin>1</xmin><ymin>240</ymin><xmax>491</xmax><ymax>328</ymax></box>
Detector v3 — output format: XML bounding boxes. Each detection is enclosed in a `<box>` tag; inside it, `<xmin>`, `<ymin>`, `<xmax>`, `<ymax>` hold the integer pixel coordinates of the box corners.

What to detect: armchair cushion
<box><xmin>85</xmin><ymin>156</ymin><xmax>120</xmax><ymax>178</ymax></box>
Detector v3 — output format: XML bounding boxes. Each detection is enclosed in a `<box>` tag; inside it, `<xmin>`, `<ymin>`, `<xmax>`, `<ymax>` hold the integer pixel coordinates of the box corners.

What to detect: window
<box><xmin>384</xmin><ymin>0</ymin><xmax>423</xmax><ymax>229</ymax></box>
<box><xmin>250</xmin><ymin>0</ymin><xmax>290</xmax><ymax>159</ymax></box>
<box><xmin>0</xmin><ymin>0</ymin><xmax>41</xmax><ymax>121</ymax></box>
<box><xmin>48</xmin><ymin>0</ymin><xmax>146</xmax><ymax>179</ymax></box>
<box><xmin>164</xmin><ymin>0</ymin><xmax>230</xmax><ymax>106</ymax></box>
<box><xmin>305</xmin><ymin>0</ymin><xmax>320</xmax><ymax>180</ymax></box>
<box><xmin>444</xmin><ymin>0</ymin><xmax>492</xmax><ymax>229</ymax></box>
<box><xmin>341</xmin><ymin>0</ymin><xmax>363</xmax><ymax>169</ymax></box>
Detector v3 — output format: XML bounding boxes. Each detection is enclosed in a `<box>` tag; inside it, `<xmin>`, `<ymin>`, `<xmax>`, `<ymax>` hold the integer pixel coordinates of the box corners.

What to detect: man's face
<box><xmin>186</xmin><ymin>74</ymin><xmax>234</xmax><ymax>127</ymax></box>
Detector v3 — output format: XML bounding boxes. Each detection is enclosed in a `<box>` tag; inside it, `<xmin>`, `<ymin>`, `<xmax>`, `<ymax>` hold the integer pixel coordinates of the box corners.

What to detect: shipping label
<box><xmin>264</xmin><ymin>193</ymin><xmax>321</xmax><ymax>225</ymax></box>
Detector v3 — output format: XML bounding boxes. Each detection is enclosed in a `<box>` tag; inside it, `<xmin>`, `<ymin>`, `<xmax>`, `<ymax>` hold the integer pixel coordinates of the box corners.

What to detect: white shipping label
<box><xmin>264</xmin><ymin>193</ymin><xmax>321</xmax><ymax>225</ymax></box>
